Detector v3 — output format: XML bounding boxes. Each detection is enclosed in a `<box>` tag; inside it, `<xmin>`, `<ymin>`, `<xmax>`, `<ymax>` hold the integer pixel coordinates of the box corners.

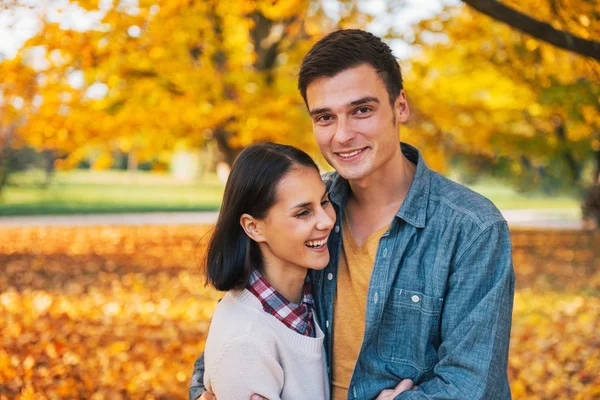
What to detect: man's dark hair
<box><xmin>204</xmin><ymin>142</ymin><xmax>319</xmax><ymax>291</ymax></box>
<box><xmin>298</xmin><ymin>29</ymin><xmax>403</xmax><ymax>107</ymax></box>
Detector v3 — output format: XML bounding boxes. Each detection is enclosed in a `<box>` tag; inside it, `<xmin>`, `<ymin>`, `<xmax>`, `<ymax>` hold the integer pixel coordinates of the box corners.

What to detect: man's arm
<box><xmin>397</xmin><ymin>221</ymin><xmax>515</xmax><ymax>399</ymax></box>
<box><xmin>189</xmin><ymin>353</ymin><xmax>207</xmax><ymax>400</ymax></box>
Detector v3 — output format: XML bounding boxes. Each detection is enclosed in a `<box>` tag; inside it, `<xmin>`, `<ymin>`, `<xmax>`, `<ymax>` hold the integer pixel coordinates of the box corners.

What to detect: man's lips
<box><xmin>334</xmin><ymin>147</ymin><xmax>367</xmax><ymax>159</ymax></box>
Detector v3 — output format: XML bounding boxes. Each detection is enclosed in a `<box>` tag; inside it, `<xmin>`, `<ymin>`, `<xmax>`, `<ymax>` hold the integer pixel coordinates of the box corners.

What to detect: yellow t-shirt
<box><xmin>331</xmin><ymin>214</ymin><xmax>390</xmax><ymax>400</ymax></box>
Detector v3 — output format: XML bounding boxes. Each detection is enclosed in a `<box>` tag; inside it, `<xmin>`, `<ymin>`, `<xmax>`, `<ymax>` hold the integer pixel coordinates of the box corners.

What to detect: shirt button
<box><xmin>327</xmin><ymin>272</ymin><xmax>333</xmax><ymax>281</ymax></box>
<box><xmin>335</xmin><ymin>225</ymin><xmax>340</xmax><ymax>233</ymax></box>
<box><xmin>326</xmin><ymin>320</ymin><xmax>330</xmax><ymax>328</ymax></box>
<box><xmin>373</xmin><ymin>292</ymin><xmax>379</xmax><ymax>304</ymax></box>
<box><xmin>382</xmin><ymin>248</ymin><xmax>388</xmax><ymax>257</ymax></box>
<box><xmin>411</xmin><ymin>295</ymin><xmax>421</xmax><ymax>303</ymax></box>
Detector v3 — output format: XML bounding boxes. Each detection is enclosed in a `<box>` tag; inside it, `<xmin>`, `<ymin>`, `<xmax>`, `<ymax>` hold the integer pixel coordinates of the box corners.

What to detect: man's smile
<box><xmin>334</xmin><ymin>147</ymin><xmax>368</xmax><ymax>161</ymax></box>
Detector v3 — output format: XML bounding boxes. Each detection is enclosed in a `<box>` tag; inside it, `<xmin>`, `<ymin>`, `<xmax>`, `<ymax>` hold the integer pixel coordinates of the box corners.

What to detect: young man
<box><xmin>190</xmin><ymin>29</ymin><xmax>514</xmax><ymax>400</ymax></box>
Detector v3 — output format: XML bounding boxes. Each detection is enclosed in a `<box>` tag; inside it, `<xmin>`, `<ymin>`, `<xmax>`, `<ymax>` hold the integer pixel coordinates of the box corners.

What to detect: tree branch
<box><xmin>462</xmin><ymin>0</ymin><xmax>600</xmax><ymax>61</ymax></box>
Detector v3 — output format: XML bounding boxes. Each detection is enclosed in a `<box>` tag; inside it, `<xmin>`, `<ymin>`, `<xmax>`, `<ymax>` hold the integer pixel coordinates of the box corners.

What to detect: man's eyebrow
<box><xmin>309</xmin><ymin>107</ymin><xmax>330</xmax><ymax>117</ymax></box>
<box><xmin>350</xmin><ymin>96</ymin><xmax>379</xmax><ymax>106</ymax></box>
<box><xmin>309</xmin><ymin>97</ymin><xmax>379</xmax><ymax>116</ymax></box>
<box><xmin>289</xmin><ymin>189</ymin><xmax>329</xmax><ymax>210</ymax></box>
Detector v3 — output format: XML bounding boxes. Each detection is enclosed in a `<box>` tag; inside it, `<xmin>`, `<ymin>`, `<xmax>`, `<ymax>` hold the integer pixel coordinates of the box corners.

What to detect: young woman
<box><xmin>203</xmin><ymin>142</ymin><xmax>335</xmax><ymax>400</ymax></box>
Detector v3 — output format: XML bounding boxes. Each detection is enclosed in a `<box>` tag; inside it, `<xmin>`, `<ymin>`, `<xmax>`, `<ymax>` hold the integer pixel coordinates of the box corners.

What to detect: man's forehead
<box><xmin>305</xmin><ymin>65</ymin><xmax>384</xmax><ymax>109</ymax></box>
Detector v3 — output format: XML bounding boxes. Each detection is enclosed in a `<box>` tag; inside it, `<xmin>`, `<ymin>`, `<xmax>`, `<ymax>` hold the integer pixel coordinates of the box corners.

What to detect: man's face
<box><xmin>306</xmin><ymin>64</ymin><xmax>409</xmax><ymax>181</ymax></box>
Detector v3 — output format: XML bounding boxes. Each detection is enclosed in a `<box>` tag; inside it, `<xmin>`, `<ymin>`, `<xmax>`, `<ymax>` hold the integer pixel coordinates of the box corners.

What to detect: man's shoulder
<box><xmin>428</xmin><ymin>172</ymin><xmax>505</xmax><ymax>230</ymax></box>
<box><xmin>321</xmin><ymin>171</ymin><xmax>338</xmax><ymax>189</ymax></box>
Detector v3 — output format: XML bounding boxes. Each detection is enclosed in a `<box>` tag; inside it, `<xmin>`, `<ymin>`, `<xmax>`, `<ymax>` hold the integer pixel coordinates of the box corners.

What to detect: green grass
<box><xmin>0</xmin><ymin>169</ymin><xmax>582</xmax><ymax>217</ymax></box>
<box><xmin>0</xmin><ymin>170</ymin><xmax>224</xmax><ymax>216</ymax></box>
<box><xmin>465</xmin><ymin>181</ymin><xmax>581</xmax><ymax>210</ymax></box>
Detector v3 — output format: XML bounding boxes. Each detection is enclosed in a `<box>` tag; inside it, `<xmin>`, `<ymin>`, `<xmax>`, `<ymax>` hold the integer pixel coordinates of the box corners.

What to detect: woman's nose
<box><xmin>316</xmin><ymin>208</ymin><xmax>335</xmax><ymax>231</ymax></box>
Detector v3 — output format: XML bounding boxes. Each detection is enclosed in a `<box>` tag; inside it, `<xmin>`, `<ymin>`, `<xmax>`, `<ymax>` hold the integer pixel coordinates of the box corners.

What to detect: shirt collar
<box><xmin>247</xmin><ymin>269</ymin><xmax>315</xmax><ymax>337</ymax></box>
<box><xmin>328</xmin><ymin>142</ymin><xmax>430</xmax><ymax>229</ymax></box>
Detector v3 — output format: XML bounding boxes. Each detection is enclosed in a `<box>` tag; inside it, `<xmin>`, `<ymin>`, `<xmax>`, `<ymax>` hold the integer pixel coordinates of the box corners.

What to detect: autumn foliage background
<box><xmin>1</xmin><ymin>226</ymin><xmax>599</xmax><ymax>399</ymax></box>
<box><xmin>1</xmin><ymin>0</ymin><xmax>600</xmax><ymax>399</ymax></box>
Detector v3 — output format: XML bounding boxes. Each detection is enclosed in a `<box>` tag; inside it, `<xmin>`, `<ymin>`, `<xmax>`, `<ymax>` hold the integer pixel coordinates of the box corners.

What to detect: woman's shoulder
<box><xmin>208</xmin><ymin>290</ymin><xmax>275</xmax><ymax>341</ymax></box>
<box><xmin>205</xmin><ymin>290</ymin><xmax>282</xmax><ymax>368</ymax></box>
<box><xmin>213</xmin><ymin>289</ymin><xmax>258</xmax><ymax>317</ymax></box>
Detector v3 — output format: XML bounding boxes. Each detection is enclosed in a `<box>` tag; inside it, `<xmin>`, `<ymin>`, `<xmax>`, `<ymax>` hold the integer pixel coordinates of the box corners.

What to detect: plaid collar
<box><xmin>247</xmin><ymin>269</ymin><xmax>316</xmax><ymax>338</ymax></box>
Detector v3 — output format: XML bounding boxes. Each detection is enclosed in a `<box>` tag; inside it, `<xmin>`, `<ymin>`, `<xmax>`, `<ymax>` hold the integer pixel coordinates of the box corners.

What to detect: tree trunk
<box><xmin>204</xmin><ymin>10</ymin><xmax>282</xmax><ymax>167</ymax></box>
<box><xmin>594</xmin><ymin>148</ymin><xmax>600</xmax><ymax>184</ymax></box>
<box><xmin>42</xmin><ymin>149</ymin><xmax>56</xmax><ymax>188</ymax></box>
<box><xmin>212</xmin><ymin>125</ymin><xmax>241</xmax><ymax>167</ymax></box>
<box><xmin>0</xmin><ymin>124</ymin><xmax>15</xmax><ymax>196</ymax></box>
<box><xmin>553</xmin><ymin>117</ymin><xmax>581</xmax><ymax>184</ymax></box>
<box><xmin>128</xmin><ymin>150</ymin><xmax>138</xmax><ymax>173</ymax></box>
<box><xmin>0</xmin><ymin>153</ymin><xmax>10</xmax><ymax>196</ymax></box>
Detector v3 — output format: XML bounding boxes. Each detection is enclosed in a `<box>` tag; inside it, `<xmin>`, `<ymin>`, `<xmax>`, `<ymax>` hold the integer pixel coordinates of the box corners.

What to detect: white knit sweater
<box><xmin>203</xmin><ymin>289</ymin><xmax>329</xmax><ymax>400</ymax></box>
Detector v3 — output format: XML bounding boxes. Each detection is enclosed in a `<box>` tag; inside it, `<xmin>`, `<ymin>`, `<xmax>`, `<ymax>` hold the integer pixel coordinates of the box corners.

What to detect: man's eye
<box><xmin>355</xmin><ymin>107</ymin><xmax>370</xmax><ymax>114</ymax></box>
<box><xmin>317</xmin><ymin>115</ymin><xmax>333</xmax><ymax>122</ymax></box>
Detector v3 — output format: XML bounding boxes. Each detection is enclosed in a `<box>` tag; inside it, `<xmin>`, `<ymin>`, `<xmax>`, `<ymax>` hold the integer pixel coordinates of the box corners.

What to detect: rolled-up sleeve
<box><xmin>398</xmin><ymin>220</ymin><xmax>515</xmax><ymax>399</ymax></box>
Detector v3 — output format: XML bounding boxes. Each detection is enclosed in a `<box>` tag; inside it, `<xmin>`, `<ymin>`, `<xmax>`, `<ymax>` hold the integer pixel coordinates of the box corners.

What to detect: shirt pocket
<box><xmin>377</xmin><ymin>288</ymin><xmax>444</xmax><ymax>371</ymax></box>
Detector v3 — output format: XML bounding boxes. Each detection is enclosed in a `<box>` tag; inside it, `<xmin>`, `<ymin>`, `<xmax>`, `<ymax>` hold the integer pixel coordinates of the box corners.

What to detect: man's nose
<box><xmin>334</xmin><ymin>117</ymin><xmax>355</xmax><ymax>144</ymax></box>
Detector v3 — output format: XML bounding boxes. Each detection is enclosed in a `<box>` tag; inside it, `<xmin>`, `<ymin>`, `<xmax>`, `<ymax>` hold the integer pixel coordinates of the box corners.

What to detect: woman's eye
<box><xmin>321</xmin><ymin>199</ymin><xmax>330</xmax><ymax>207</ymax></box>
<box><xmin>296</xmin><ymin>210</ymin><xmax>310</xmax><ymax>218</ymax></box>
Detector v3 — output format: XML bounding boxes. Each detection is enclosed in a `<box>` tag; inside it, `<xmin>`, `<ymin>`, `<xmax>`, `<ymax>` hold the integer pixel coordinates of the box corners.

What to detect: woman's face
<box><xmin>253</xmin><ymin>166</ymin><xmax>336</xmax><ymax>273</ymax></box>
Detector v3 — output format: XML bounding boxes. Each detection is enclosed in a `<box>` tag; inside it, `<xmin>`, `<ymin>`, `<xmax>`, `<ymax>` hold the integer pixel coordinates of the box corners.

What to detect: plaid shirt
<box><xmin>247</xmin><ymin>269</ymin><xmax>316</xmax><ymax>338</ymax></box>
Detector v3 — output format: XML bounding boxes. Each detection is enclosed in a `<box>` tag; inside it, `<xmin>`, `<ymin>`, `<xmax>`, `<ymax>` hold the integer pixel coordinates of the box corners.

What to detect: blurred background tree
<box><xmin>0</xmin><ymin>0</ymin><xmax>598</xmax><ymax>217</ymax></box>
<box><xmin>405</xmin><ymin>0</ymin><xmax>600</xmax><ymax>192</ymax></box>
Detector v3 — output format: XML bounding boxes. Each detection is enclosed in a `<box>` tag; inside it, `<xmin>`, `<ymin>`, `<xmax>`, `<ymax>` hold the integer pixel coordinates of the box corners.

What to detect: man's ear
<box><xmin>394</xmin><ymin>90</ymin><xmax>410</xmax><ymax>124</ymax></box>
<box><xmin>240</xmin><ymin>213</ymin><xmax>266</xmax><ymax>243</ymax></box>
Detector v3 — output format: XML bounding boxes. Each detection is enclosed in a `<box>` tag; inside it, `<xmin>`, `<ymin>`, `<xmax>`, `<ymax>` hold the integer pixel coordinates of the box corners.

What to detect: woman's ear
<box><xmin>240</xmin><ymin>213</ymin><xmax>266</xmax><ymax>243</ymax></box>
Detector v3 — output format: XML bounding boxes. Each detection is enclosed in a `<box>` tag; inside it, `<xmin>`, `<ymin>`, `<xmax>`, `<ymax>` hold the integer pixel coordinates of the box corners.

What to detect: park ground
<box><xmin>0</xmin><ymin>225</ymin><xmax>598</xmax><ymax>398</ymax></box>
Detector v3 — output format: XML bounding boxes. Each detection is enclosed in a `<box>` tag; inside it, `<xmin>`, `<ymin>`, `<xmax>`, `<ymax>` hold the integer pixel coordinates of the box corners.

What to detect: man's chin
<box><xmin>335</xmin><ymin>166</ymin><xmax>370</xmax><ymax>181</ymax></box>
<box><xmin>328</xmin><ymin>154</ymin><xmax>371</xmax><ymax>180</ymax></box>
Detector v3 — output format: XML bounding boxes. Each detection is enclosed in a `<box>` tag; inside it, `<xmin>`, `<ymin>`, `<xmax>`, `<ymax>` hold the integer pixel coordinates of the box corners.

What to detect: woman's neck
<box><xmin>259</xmin><ymin>258</ymin><xmax>307</xmax><ymax>304</ymax></box>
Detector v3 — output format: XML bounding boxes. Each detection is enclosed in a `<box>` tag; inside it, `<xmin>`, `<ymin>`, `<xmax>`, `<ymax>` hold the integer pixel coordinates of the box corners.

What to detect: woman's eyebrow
<box><xmin>290</xmin><ymin>201</ymin><xmax>311</xmax><ymax>210</ymax></box>
<box><xmin>290</xmin><ymin>189</ymin><xmax>329</xmax><ymax>211</ymax></box>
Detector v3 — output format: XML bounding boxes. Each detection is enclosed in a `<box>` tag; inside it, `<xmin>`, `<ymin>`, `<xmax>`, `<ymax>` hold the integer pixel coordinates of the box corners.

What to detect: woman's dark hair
<box><xmin>298</xmin><ymin>29</ymin><xmax>403</xmax><ymax>107</ymax></box>
<box><xmin>205</xmin><ymin>142</ymin><xmax>319</xmax><ymax>291</ymax></box>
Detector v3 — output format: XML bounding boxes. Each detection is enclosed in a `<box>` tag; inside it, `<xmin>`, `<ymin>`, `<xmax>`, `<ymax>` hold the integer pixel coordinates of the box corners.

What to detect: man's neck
<box><xmin>348</xmin><ymin>150</ymin><xmax>415</xmax><ymax>211</ymax></box>
<box><xmin>344</xmin><ymin>150</ymin><xmax>416</xmax><ymax>247</ymax></box>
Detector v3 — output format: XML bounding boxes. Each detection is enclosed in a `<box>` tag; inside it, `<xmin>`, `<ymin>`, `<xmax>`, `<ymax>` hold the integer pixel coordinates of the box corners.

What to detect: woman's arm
<box><xmin>206</xmin><ymin>335</ymin><xmax>284</xmax><ymax>400</ymax></box>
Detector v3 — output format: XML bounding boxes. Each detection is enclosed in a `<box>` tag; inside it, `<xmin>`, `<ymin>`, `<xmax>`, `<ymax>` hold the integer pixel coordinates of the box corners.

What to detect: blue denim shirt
<box><xmin>312</xmin><ymin>143</ymin><xmax>514</xmax><ymax>399</ymax></box>
<box><xmin>189</xmin><ymin>143</ymin><xmax>514</xmax><ymax>400</ymax></box>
